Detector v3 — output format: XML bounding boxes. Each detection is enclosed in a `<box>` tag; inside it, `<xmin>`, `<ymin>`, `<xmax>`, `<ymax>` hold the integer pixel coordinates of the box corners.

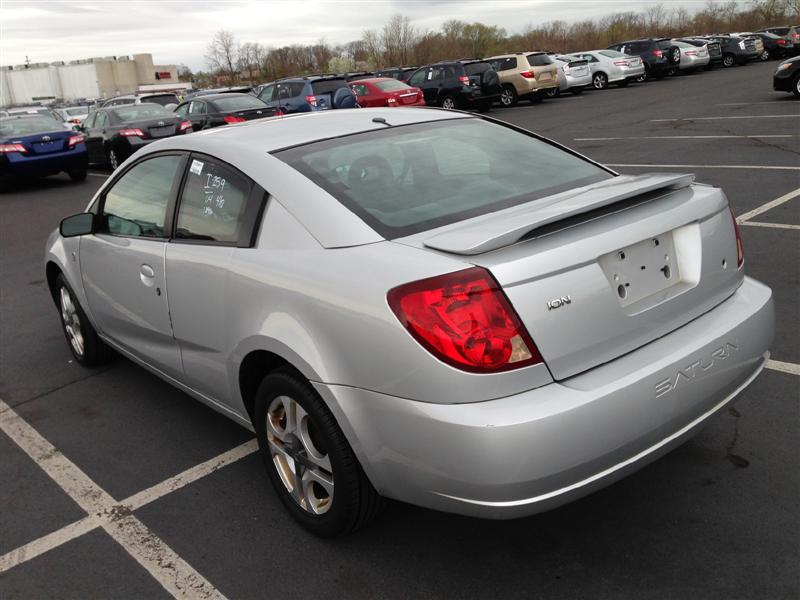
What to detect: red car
<box><xmin>349</xmin><ymin>77</ymin><xmax>426</xmax><ymax>108</ymax></box>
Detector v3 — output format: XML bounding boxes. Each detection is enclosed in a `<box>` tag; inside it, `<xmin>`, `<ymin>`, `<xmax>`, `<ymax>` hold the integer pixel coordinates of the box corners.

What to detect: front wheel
<box><xmin>499</xmin><ymin>85</ymin><xmax>518</xmax><ymax>107</ymax></box>
<box><xmin>55</xmin><ymin>274</ymin><xmax>113</xmax><ymax>366</ymax></box>
<box><xmin>760</xmin><ymin>50</ymin><xmax>770</xmax><ymax>61</ymax></box>
<box><xmin>722</xmin><ymin>53</ymin><xmax>735</xmax><ymax>68</ymax></box>
<box><xmin>592</xmin><ymin>72</ymin><xmax>608</xmax><ymax>90</ymax></box>
<box><xmin>254</xmin><ymin>367</ymin><xmax>383</xmax><ymax>537</ymax></box>
<box><xmin>440</xmin><ymin>95</ymin><xmax>457</xmax><ymax>110</ymax></box>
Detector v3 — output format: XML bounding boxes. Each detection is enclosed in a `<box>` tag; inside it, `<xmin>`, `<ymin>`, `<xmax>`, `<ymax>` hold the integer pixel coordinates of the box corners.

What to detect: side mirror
<box><xmin>60</xmin><ymin>213</ymin><xmax>96</xmax><ymax>238</ymax></box>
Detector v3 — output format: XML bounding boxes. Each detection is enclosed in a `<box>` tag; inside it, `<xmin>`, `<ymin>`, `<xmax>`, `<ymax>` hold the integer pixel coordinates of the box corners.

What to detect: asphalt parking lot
<box><xmin>1</xmin><ymin>59</ymin><xmax>798</xmax><ymax>599</ymax></box>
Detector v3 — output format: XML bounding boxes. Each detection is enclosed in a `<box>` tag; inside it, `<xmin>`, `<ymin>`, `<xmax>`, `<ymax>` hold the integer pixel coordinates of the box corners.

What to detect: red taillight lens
<box><xmin>223</xmin><ymin>115</ymin><xmax>246</xmax><ymax>124</ymax></box>
<box><xmin>305</xmin><ymin>95</ymin><xmax>317</xmax><ymax>106</ymax></box>
<box><xmin>776</xmin><ymin>39</ymin><xmax>787</xmax><ymax>45</ymax></box>
<box><xmin>458</xmin><ymin>75</ymin><xmax>470</xmax><ymax>86</ymax></box>
<box><xmin>0</xmin><ymin>143</ymin><xmax>26</xmax><ymax>153</ymax></box>
<box><xmin>730</xmin><ymin>207</ymin><xmax>744</xmax><ymax>268</ymax></box>
<box><xmin>70</xmin><ymin>118</ymin><xmax>82</xmax><ymax>124</ymax></box>
<box><xmin>387</xmin><ymin>267</ymin><xmax>543</xmax><ymax>373</ymax></box>
<box><xmin>685</xmin><ymin>50</ymin><xmax>697</xmax><ymax>56</ymax></box>
<box><xmin>274</xmin><ymin>109</ymin><xmax>283</xmax><ymax>117</ymax></box>
<box><xmin>119</xmin><ymin>128</ymin><xmax>144</xmax><ymax>137</ymax></box>
<box><xmin>179</xmin><ymin>120</ymin><xmax>192</xmax><ymax>132</ymax></box>
<box><xmin>67</xmin><ymin>134</ymin><xmax>83</xmax><ymax>147</ymax></box>
<box><xmin>653</xmin><ymin>49</ymin><xmax>663</xmax><ymax>58</ymax></box>
<box><xmin>520</xmin><ymin>70</ymin><xmax>535</xmax><ymax>78</ymax></box>
<box><xmin>386</xmin><ymin>97</ymin><xmax>397</xmax><ymax>106</ymax></box>
<box><xmin>613</xmin><ymin>60</ymin><xmax>629</xmax><ymax>66</ymax></box>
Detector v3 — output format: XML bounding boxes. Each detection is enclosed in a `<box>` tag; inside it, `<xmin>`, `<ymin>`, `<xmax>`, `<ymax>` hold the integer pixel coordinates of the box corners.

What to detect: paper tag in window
<box><xmin>190</xmin><ymin>159</ymin><xmax>204</xmax><ymax>175</ymax></box>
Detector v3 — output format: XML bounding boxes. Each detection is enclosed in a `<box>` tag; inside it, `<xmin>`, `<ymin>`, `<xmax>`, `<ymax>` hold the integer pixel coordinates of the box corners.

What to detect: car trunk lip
<box><xmin>422</xmin><ymin>173</ymin><xmax>695</xmax><ymax>255</ymax></box>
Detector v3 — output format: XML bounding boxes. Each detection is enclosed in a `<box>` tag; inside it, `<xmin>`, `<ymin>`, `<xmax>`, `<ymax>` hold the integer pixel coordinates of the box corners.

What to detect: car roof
<box><xmin>349</xmin><ymin>77</ymin><xmax>396</xmax><ymax>85</ymax></box>
<box><xmin>185</xmin><ymin>93</ymin><xmax>260</xmax><ymax>103</ymax></box>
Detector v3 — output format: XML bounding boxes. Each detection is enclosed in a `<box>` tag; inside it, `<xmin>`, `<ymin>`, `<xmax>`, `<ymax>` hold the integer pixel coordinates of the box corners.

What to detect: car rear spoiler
<box><xmin>422</xmin><ymin>173</ymin><xmax>694</xmax><ymax>255</ymax></box>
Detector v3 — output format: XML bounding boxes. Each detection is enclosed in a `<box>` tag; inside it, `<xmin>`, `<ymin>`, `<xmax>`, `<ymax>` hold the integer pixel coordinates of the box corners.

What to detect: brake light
<box><xmin>0</xmin><ymin>143</ymin><xmax>26</xmax><ymax>153</ymax></box>
<box><xmin>458</xmin><ymin>75</ymin><xmax>470</xmax><ymax>86</ymax></box>
<box><xmin>685</xmin><ymin>50</ymin><xmax>697</xmax><ymax>56</ymax></box>
<box><xmin>520</xmin><ymin>70</ymin><xmax>535</xmax><ymax>78</ymax></box>
<box><xmin>387</xmin><ymin>97</ymin><xmax>397</xmax><ymax>105</ymax></box>
<box><xmin>730</xmin><ymin>207</ymin><xmax>744</xmax><ymax>268</ymax></box>
<box><xmin>613</xmin><ymin>60</ymin><xmax>629</xmax><ymax>66</ymax></box>
<box><xmin>274</xmin><ymin>109</ymin><xmax>283</xmax><ymax>117</ymax></box>
<box><xmin>179</xmin><ymin>120</ymin><xmax>193</xmax><ymax>132</ymax></box>
<box><xmin>776</xmin><ymin>39</ymin><xmax>787</xmax><ymax>45</ymax></box>
<box><xmin>387</xmin><ymin>267</ymin><xmax>542</xmax><ymax>373</ymax></box>
<box><xmin>119</xmin><ymin>128</ymin><xmax>144</xmax><ymax>137</ymax></box>
<box><xmin>306</xmin><ymin>95</ymin><xmax>317</xmax><ymax>106</ymax></box>
<box><xmin>223</xmin><ymin>115</ymin><xmax>245</xmax><ymax>124</ymax></box>
<box><xmin>653</xmin><ymin>49</ymin><xmax>663</xmax><ymax>58</ymax></box>
<box><xmin>67</xmin><ymin>135</ymin><xmax>83</xmax><ymax>147</ymax></box>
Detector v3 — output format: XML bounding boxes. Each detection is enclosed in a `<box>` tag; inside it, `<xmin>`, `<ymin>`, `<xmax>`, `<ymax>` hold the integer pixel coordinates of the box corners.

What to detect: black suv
<box><xmin>607</xmin><ymin>39</ymin><xmax>680</xmax><ymax>79</ymax></box>
<box><xmin>374</xmin><ymin>66</ymin><xmax>418</xmax><ymax>82</ymax></box>
<box><xmin>702</xmin><ymin>36</ymin><xmax>759</xmax><ymax>67</ymax></box>
<box><xmin>406</xmin><ymin>60</ymin><xmax>501</xmax><ymax>111</ymax></box>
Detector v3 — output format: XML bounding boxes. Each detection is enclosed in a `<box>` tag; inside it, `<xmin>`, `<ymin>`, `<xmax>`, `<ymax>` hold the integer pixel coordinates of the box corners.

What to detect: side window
<box><xmin>175</xmin><ymin>157</ymin><xmax>256</xmax><ymax>244</ymax></box>
<box><xmin>351</xmin><ymin>84</ymin><xmax>369</xmax><ymax>96</ymax></box>
<box><xmin>259</xmin><ymin>85</ymin><xmax>276</xmax><ymax>102</ymax></box>
<box><xmin>189</xmin><ymin>101</ymin><xmax>206</xmax><ymax>115</ymax></box>
<box><xmin>277</xmin><ymin>84</ymin><xmax>293</xmax><ymax>99</ymax></box>
<box><xmin>102</xmin><ymin>155</ymin><xmax>182</xmax><ymax>238</ymax></box>
<box><xmin>96</xmin><ymin>112</ymin><xmax>108</xmax><ymax>128</ymax></box>
<box><xmin>407</xmin><ymin>70</ymin><xmax>426</xmax><ymax>86</ymax></box>
<box><xmin>175</xmin><ymin>104</ymin><xmax>189</xmax><ymax>117</ymax></box>
<box><xmin>83</xmin><ymin>112</ymin><xmax>97</xmax><ymax>128</ymax></box>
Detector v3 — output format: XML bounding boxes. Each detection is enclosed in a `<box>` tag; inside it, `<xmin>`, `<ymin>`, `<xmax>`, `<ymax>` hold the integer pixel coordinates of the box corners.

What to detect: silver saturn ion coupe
<box><xmin>45</xmin><ymin>108</ymin><xmax>774</xmax><ymax>536</ymax></box>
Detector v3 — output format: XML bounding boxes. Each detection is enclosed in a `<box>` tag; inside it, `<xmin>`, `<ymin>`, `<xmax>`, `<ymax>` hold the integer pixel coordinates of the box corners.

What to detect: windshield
<box><xmin>142</xmin><ymin>94</ymin><xmax>179</xmax><ymax>106</ymax></box>
<box><xmin>0</xmin><ymin>116</ymin><xmax>63</xmax><ymax>136</ymax></box>
<box><xmin>212</xmin><ymin>95</ymin><xmax>268</xmax><ymax>111</ymax></box>
<box><xmin>112</xmin><ymin>104</ymin><xmax>173</xmax><ymax>121</ymax></box>
<box><xmin>375</xmin><ymin>80</ymin><xmax>412</xmax><ymax>92</ymax></box>
<box><xmin>276</xmin><ymin>118</ymin><xmax>611</xmax><ymax>238</ymax></box>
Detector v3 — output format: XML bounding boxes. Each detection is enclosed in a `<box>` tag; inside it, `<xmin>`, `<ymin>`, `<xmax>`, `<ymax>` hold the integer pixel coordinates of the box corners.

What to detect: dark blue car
<box><xmin>0</xmin><ymin>115</ymin><xmax>87</xmax><ymax>189</ymax></box>
<box><xmin>256</xmin><ymin>76</ymin><xmax>358</xmax><ymax>114</ymax></box>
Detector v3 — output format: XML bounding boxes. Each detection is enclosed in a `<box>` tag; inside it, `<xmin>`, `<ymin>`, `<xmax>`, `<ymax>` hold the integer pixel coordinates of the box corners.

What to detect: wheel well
<box><xmin>45</xmin><ymin>261</ymin><xmax>62</xmax><ymax>305</ymax></box>
<box><xmin>238</xmin><ymin>350</ymin><xmax>293</xmax><ymax>423</ymax></box>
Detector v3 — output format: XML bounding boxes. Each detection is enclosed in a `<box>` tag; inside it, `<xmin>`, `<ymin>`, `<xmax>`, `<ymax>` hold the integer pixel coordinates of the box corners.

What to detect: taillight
<box><xmin>274</xmin><ymin>109</ymin><xmax>283</xmax><ymax>117</ymax></box>
<box><xmin>458</xmin><ymin>75</ymin><xmax>470</xmax><ymax>86</ymax></box>
<box><xmin>613</xmin><ymin>60</ymin><xmax>629</xmax><ymax>66</ymax></box>
<box><xmin>306</xmin><ymin>95</ymin><xmax>317</xmax><ymax>106</ymax></box>
<box><xmin>776</xmin><ymin>39</ymin><xmax>787</xmax><ymax>45</ymax></box>
<box><xmin>520</xmin><ymin>70</ymin><xmax>535</xmax><ymax>78</ymax></box>
<box><xmin>0</xmin><ymin>143</ymin><xmax>26</xmax><ymax>153</ymax></box>
<box><xmin>653</xmin><ymin>49</ymin><xmax>663</xmax><ymax>58</ymax></box>
<box><xmin>179</xmin><ymin>120</ymin><xmax>193</xmax><ymax>132</ymax></box>
<box><xmin>685</xmin><ymin>50</ymin><xmax>697</xmax><ymax>56</ymax></box>
<box><xmin>387</xmin><ymin>97</ymin><xmax>397</xmax><ymax>105</ymax></box>
<box><xmin>730</xmin><ymin>207</ymin><xmax>744</xmax><ymax>268</ymax></box>
<box><xmin>387</xmin><ymin>267</ymin><xmax>543</xmax><ymax>373</ymax></box>
<box><xmin>119</xmin><ymin>128</ymin><xmax>144</xmax><ymax>137</ymax></box>
<box><xmin>67</xmin><ymin>135</ymin><xmax>83</xmax><ymax>147</ymax></box>
<box><xmin>223</xmin><ymin>115</ymin><xmax>246</xmax><ymax>124</ymax></box>
<box><xmin>70</xmin><ymin>118</ymin><xmax>82</xmax><ymax>124</ymax></box>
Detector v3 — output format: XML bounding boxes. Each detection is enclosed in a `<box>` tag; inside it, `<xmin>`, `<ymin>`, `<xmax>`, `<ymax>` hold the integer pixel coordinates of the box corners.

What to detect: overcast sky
<box><xmin>2</xmin><ymin>0</ymin><xmax>719</xmax><ymax>70</ymax></box>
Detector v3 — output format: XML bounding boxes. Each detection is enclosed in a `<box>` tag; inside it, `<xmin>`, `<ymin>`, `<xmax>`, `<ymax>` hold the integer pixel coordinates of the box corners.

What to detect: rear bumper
<box><xmin>0</xmin><ymin>146</ymin><xmax>87</xmax><ymax>178</ymax></box>
<box><xmin>679</xmin><ymin>55</ymin><xmax>711</xmax><ymax>69</ymax></box>
<box><xmin>318</xmin><ymin>276</ymin><xmax>773</xmax><ymax>519</ymax></box>
<box><xmin>563</xmin><ymin>73</ymin><xmax>592</xmax><ymax>89</ymax></box>
<box><xmin>609</xmin><ymin>64</ymin><xmax>645</xmax><ymax>81</ymax></box>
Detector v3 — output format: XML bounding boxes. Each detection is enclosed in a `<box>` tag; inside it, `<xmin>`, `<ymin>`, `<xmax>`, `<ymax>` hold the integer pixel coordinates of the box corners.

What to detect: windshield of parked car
<box><xmin>64</xmin><ymin>108</ymin><xmax>87</xmax><ymax>116</ymax></box>
<box><xmin>526</xmin><ymin>53</ymin><xmax>553</xmax><ymax>66</ymax></box>
<box><xmin>375</xmin><ymin>80</ymin><xmax>412</xmax><ymax>92</ymax></box>
<box><xmin>142</xmin><ymin>94</ymin><xmax>180</xmax><ymax>106</ymax></box>
<box><xmin>112</xmin><ymin>104</ymin><xmax>173</xmax><ymax>121</ymax></box>
<box><xmin>212</xmin><ymin>95</ymin><xmax>268</xmax><ymax>111</ymax></box>
<box><xmin>276</xmin><ymin>118</ymin><xmax>612</xmax><ymax>238</ymax></box>
<box><xmin>0</xmin><ymin>116</ymin><xmax>63</xmax><ymax>136</ymax></box>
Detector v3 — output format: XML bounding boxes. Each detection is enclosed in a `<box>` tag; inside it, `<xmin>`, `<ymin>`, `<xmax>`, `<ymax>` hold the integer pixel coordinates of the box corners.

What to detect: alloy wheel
<box><xmin>723</xmin><ymin>54</ymin><xmax>735</xmax><ymax>67</ymax></box>
<box><xmin>266</xmin><ymin>395</ymin><xmax>334</xmax><ymax>515</ymax></box>
<box><xmin>593</xmin><ymin>73</ymin><xmax>607</xmax><ymax>89</ymax></box>
<box><xmin>60</xmin><ymin>287</ymin><xmax>84</xmax><ymax>357</ymax></box>
<box><xmin>760</xmin><ymin>50</ymin><xmax>769</xmax><ymax>61</ymax></box>
<box><xmin>500</xmin><ymin>88</ymin><xmax>515</xmax><ymax>106</ymax></box>
<box><xmin>441</xmin><ymin>97</ymin><xmax>455</xmax><ymax>110</ymax></box>
<box><xmin>108</xmin><ymin>149</ymin><xmax>119</xmax><ymax>170</ymax></box>
<box><xmin>545</xmin><ymin>87</ymin><xmax>559</xmax><ymax>98</ymax></box>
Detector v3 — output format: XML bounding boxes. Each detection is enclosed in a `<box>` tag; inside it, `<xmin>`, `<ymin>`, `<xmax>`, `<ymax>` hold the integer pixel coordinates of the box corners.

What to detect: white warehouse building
<box><xmin>0</xmin><ymin>53</ymin><xmax>183</xmax><ymax>106</ymax></box>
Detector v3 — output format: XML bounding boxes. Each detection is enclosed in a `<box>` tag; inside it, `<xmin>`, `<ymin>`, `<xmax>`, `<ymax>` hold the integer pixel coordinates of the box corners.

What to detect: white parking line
<box><xmin>740</xmin><ymin>221</ymin><xmax>800</xmax><ymax>231</ymax></box>
<box><xmin>736</xmin><ymin>187</ymin><xmax>800</xmax><ymax>223</ymax></box>
<box><xmin>0</xmin><ymin>399</ymin><xmax>227</xmax><ymax>599</ymax></box>
<box><xmin>652</xmin><ymin>115</ymin><xmax>800</xmax><ymax>122</ymax></box>
<box><xmin>716</xmin><ymin>101</ymin><xmax>794</xmax><ymax>106</ymax></box>
<box><xmin>767</xmin><ymin>360</ymin><xmax>800</xmax><ymax>376</ymax></box>
<box><xmin>574</xmin><ymin>135</ymin><xmax>797</xmax><ymax>141</ymax></box>
<box><xmin>606</xmin><ymin>163</ymin><xmax>800</xmax><ymax>171</ymax></box>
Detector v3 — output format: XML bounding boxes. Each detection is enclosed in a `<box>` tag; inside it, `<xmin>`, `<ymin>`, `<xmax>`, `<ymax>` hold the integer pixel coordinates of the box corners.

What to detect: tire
<box><xmin>665</xmin><ymin>67</ymin><xmax>677</xmax><ymax>77</ymax></box>
<box><xmin>55</xmin><ymin>273</ymin><xmax>113</xmax><ymax>367</ymax></box>
<box><xmin>107</xmin><ymin>147</ymin><xmax>120</xmax><ymax>170</ymax></box>
<box><xmin>68</xmin><ymin>169</ymin><xmax>87</xmax><ymax>182</ymax></box>
<box><xmin>760</xmin><ymin>50</ymin><xmax>770</xmax><ymax>61</ymax></box>
<box><xmin>499</xmin><ymin>85</ymin><xmax>518</xmax><ymax>107</ymax></box>
<box><xmin>254</xmin><ymin>367</ymin><xmax>383</xmax><ymax>537</ymax></box>
<box><xmin>636</xmin><ymin>69</ymin><xmax>648</xmax><ymax>83</ymax></box>
<box><xmin>544</xmin><ymin>87</ymin><xmax>560</xmax><ymax>98</ymax></box>
<box><xmin>722</xmin><ymin>53</ymin><xmax>735</xmax><ymax>68</ymax></box>
<box><xmin>793</xmin><ymin>74</ymin><xmax>800</xmax><ymax>99</ymax></box>
<box><xmin>592</xmin><ymin>72</ymin><xmax>608</xmax><ymax>90</ymax></box>
<box><xmin>670</xmin><ymin>47</ymin><xmax>681</xmax><ymax>65</ymax></box>
<box><xmin>476</xmin><ymin>100</ymin><xmax>492</xmax><ymax>113</ymax></box>
<box><xmin>440</xmin><ymin>95</ymin><xmax>457</xmax><ymax>110</ymax></box>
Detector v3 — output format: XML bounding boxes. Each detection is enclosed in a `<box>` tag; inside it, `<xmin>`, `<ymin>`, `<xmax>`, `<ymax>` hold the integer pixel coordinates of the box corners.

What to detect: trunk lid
<box><xmin>400</xmin><ymin>174</ymin><xmax>743</xmax><ymax>380</ymax></box>
<box><xmin>23</xmin><ymin>129</ymin><xmax>72</xmax><ymax>154</ymax></box>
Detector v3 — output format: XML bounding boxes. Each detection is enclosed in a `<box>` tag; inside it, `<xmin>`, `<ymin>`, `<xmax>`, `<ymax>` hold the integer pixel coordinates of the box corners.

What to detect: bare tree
<box><xmin>205</xmin><ymin>30</ymin><xmax>239</xmax><ymax>85</ymax></box>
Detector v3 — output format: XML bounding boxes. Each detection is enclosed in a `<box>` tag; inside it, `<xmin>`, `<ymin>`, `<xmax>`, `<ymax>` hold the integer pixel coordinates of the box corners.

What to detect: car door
<box><xmin>81</xmin><ymin>111</ymin><xmax>101</xmax><ymax>162</ymax></box>
<box><xmin>408</xmin><ymin>68</ymin><xmax>435</xmax><ymax>104</ymax></box>
<box><xmin>166</xmin><ymin>154</ymin><xmax>267</xmax><ymax>404</ymax></box>
<box><xmin>80</xmin><ymin>153</ymin><xmax>186</xmax><ymax>378</ymax></box>
<box><xmin>188</xmin><ymin>101</ymin><xmax>208</xmax><ymax>130</ymax></box>
<box><xmin>257</xmin><ymin>84</ymin><xmax>278</xmax><ymax>109</ymax></box>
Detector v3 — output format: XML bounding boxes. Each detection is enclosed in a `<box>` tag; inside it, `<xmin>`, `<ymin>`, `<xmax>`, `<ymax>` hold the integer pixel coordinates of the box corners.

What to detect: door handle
<box><xmin>140</xmin><ymin>264</ymin><xmax>155</xmax><ymax>277</ymax></box>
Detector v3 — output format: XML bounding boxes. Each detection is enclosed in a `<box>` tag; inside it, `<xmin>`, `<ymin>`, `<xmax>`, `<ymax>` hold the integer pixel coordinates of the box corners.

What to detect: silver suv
<box><xmin>488</xmin><ymin>52</ymin><xmax>559</xmax><ymax>106</ymax></box>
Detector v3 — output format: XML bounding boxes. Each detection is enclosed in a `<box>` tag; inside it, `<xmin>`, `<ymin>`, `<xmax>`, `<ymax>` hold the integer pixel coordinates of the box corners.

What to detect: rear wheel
<box><xmin>254</xmin><ymin>367</ymin><xmax>383</xmax><ymax>537</ymax></box>
<box><xmin>760</xmin><ymin>50</ymin><xmax>770</xmax><ymax>61</ymax></box>
<box><xmin>499</xmin><ymin>85</ymin><xmax>518</xmax><ymax>107</ymax></box>
<box><xmin>592</xmin><ymin>72</ymin><xmax>608</xmax><ymax>90</ymax></box>
<box><xmin>544</xmin><ymin>87</ymin><xmax>560</xmax><ymax>98</ymax></box>
<box><xmin>722</xmin><ymin>53</ymin><xmax>735</xmax><ymax>68</ymax></box>
<box><xmin>55</xmin><ymin>274</ymin><xmax>113</xmax><ymax>367</ymax></box>
<box><xmin>107</xmin><ymin>147</ymin><xmax>120</xmax><ymax>170</ymax></box>
<box><xmin>68</xmin><ymin>169</ymin><xmax>87</xmax><ymax>182</ymax></box>
<box><xmin>440</xmin><ymin>95</ymin><xmax>457</xmax><ymax>110</ymax></box>
<box><xmin>636</xmin><ymin>70</ymin><xmax>648</xmax><ymax>83</ymax></box>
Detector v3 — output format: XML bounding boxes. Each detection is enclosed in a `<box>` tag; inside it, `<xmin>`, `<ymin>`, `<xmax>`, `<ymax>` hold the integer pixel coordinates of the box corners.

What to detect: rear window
<box><xmin>375</xmin><ymin>80</ymin><xmax>411</xmax><ymax>92</ymax></box>
<box><xmin>629</xmin><ymin>42</ymin><xmax>651</xmax><ymax>53</ymax></box>
<box><xmin>112</xmin><ymin>104</ymin><xmax>172</xmax><ymax>121</ymax></box>
<box><xmin>600</xmin><ymin>50</ymin><xmax>625</xmax><ymax>58</ymax></box>
<box><xmin>310</xmin><ymin>79</ymin><xmax>347</xmax><ymax>94</ymax></box>
<box><xmin>65</xmin><ymin>108</ymin><xmax>87</xmax><ymax>116</ymax></box>
<box><xmin>212</xmin><ymin>95</ymin><xmax>268</xmax><ymax>111</ymax></box>
<box><xmin>0</xmin><ymin>116</ymin><xmax>62</xmax><ymax>135</ymax></box>
<box><xmin>142</xmin><ymin>94</ymin><xmax>179</xmax><ymax>106</ymax></box>
<box><xmin>275</xmin><ymin>119</ymin><xmax>611</xmax><ymax>238</ymax></box>
<box><xmin>464</xmin><ymin>62</ymin><xmax>490</xmax><ymax>75</ymax></box>
<box><xmin>526</xmin><ymin>54</ymin><xmax>553</xmax><ymax>66</ymax></box>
